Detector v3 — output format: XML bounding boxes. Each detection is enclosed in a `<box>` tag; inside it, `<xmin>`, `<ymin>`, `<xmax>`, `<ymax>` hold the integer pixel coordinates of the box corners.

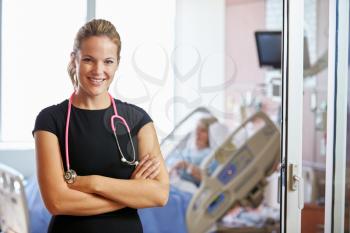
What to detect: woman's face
<box><xmin>74</xmin><ymin>36</ymin><xmax>119</xmax><ymax>97</ymax></box>
<box><xmin>195</xmin><ymin>124</ymin><xmax>209</xmax><ymax>150</ymax></box>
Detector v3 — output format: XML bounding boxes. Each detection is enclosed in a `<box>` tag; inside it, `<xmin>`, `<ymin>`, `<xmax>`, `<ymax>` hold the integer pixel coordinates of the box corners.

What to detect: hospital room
<box><xmin>1</xmin><ymin>0</ymin><xmax>350</xmax><ymax>233</ymax></box>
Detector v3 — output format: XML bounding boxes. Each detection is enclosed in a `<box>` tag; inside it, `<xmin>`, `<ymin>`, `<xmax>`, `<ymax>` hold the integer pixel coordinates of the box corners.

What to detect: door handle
<box><xmin>290</xmin><ymin>164</ymin><xmax>304</xmax><ymax>210</ymax></box>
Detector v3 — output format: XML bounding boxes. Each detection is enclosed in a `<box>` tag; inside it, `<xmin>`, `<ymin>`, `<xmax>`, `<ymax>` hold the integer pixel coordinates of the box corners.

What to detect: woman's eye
<box><xmin>105</xmin><ymin>60</ymin><xmax>114</xmax><ymax>64</ymax></box>
<box><xmin>82</xmin><ymin>58</ymin><xmax>92</xmax><ymax>62</ymax></box>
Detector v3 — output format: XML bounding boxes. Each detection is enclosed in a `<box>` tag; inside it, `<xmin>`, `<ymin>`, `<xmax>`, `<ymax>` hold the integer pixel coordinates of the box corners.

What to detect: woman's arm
<box><xmin>69</xmin><ymin>122</ymin><xmax>170</xmax><ymax>209</ymax></box>
<box><xmin>34</xmin><ymin>130</ymin><xmax>126</xmax><ymax>216</ymax></box>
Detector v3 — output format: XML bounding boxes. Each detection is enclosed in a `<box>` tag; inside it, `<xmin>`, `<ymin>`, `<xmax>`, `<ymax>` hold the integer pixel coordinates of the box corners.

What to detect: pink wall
<box><xmin>225</xmin><ymin>0</ymin><xmax>266</xmax><ymax>87</ymax></box>
<box><xmin>225</xmin><ymin>0</ymin><xmax>266</xmax><ymax>126</ymax></box>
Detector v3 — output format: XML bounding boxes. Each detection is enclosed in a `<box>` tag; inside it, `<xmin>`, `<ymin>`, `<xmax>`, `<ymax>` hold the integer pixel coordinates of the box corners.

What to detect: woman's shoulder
<box><xmin>114</xmin><ymin>98</ymin><xmax>145</xmax><ymax>112</ymax></box>
<box><xmin>37</xmin><ymin>100</ymin><xmax>68</xmax><ymax>119</ymax></box>
<box><xmin>33</xmin><ymin>100</ymin><xmax>68</xmax><ymax>137</ymax></box>
<box><xmin>113</xmin><ymin>98</ymin><xmax>150</xmax><ymax>118</ymax></box>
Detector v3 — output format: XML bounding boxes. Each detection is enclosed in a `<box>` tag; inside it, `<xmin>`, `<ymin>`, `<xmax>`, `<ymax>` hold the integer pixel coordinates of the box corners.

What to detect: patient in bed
<box><xmin>168</xmin><ymin>117</ymin><xmax>219</xmax><ymax>186</ymax></box>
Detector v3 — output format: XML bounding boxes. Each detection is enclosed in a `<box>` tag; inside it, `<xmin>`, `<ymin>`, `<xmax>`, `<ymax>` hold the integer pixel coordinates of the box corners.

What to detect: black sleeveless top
<box><xmin>33</xmin><ymin>98</ymin><xmax>152</xmax><ymax>233</ymax></box>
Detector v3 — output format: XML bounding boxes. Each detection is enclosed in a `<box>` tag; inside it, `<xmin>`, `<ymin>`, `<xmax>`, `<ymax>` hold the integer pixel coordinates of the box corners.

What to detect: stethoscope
<box><xmin>63</xmin><ymin>92</ymin><xmax>139</xmax><ymax>184</ymax></box>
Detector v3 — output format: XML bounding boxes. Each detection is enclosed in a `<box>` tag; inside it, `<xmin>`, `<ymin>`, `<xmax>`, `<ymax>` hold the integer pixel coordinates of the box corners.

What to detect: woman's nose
<box><xmin>93</xmin><ymin>61</ymin><xmax>104</xmax><ymax>74</ymax></box>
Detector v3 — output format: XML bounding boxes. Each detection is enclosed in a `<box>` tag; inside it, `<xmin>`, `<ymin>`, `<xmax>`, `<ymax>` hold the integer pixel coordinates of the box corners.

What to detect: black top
<box><xmin>33</xmin><ymin>98</ymin><xmax>152</xmax><ymax>233</ymax></box>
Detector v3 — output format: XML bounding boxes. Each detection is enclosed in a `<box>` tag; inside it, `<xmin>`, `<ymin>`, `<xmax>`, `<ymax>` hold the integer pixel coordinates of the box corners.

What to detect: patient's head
<box><xmin>195</xmin><ymin>117</ymin><xmax>217</xmax><ymax>150</ymax></box>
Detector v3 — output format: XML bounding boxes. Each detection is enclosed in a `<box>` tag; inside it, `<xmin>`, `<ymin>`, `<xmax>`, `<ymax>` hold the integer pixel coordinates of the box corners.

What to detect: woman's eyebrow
<box><xmin>81</xmin><ymin>54</ymin><xmax>95</xmax><ymax>58</ymax></box>
<box><xmin>81</xmin><ymin>55</ymin><xmax>115</xmax><ymax>59</ymax></box>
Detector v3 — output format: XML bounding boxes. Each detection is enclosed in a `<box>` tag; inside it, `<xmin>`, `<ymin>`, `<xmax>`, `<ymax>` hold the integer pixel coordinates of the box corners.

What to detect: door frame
<box><xmin>281</xmin><ymin>0</ymin><xmax>304</xmax><ymax>232</ymax></box>
<box><xmin>325</xmin><ymin>0</ymin><xmax>349</xmax><ymax>232</ymax></box>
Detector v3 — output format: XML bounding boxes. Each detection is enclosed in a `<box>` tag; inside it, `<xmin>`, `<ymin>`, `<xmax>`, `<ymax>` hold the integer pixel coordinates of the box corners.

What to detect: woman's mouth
<box><xmin>88</xmin><ymin>77</ymin><xmax>106</xmax><ymax>86</ymax></box>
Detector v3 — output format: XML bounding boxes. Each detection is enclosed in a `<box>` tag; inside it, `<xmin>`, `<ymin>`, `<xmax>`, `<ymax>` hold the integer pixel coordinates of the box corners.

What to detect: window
<box><xmin>1</xmin><ymin>0</ymin><xmax>86</xmax><ymax>142</ymax></box>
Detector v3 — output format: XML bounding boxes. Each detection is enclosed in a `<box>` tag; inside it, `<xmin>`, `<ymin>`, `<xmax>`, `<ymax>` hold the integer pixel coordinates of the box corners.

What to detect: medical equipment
<box><xmin>64</xmin><ymin>92</ymin><xmax>138</xmax><ymax>184</ymax></box>
<box><xmin>160</xmin><ymin>107</ymin><xmax>280</xmax><ymax>233</ymax></box>
<box><xmin>0</xmin><ymin>163</ymin><xmax>29</xmax><ymax>233</ymax></box>
<box><xmin>186</xmin><ymin>111</ymin><xmax>280</xmax><ymax>233</ymax></box>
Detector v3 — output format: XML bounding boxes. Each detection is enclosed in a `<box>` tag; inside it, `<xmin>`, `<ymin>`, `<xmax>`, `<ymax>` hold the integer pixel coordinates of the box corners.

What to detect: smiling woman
<box><xmin>33</xmin><ymin>19</ymin><xmax>169</xmax><ymax>233</ymax></box>
<box><xmin>70</xmin><ymin>36</ymin><xmax>119</xmax><ymax>105</ymax></box>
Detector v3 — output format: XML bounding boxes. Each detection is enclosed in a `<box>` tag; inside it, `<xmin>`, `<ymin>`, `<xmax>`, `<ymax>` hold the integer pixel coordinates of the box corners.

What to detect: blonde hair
<box><xmin>67</xmin><ymin>19</ymin><xmax>122</xmax><ymax>89</ymax></box>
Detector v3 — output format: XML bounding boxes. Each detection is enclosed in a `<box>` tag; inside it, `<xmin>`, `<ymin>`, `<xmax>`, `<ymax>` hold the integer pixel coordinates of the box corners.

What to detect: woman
<box><xmin>33</xmin><ymin>19</ymin><xmax>169</xmax><ymax>233</ymax></box>
<box><xmin>169</xmin><ymin>117</ymin><xmax>217</xmax><ymax>186</ymax></box>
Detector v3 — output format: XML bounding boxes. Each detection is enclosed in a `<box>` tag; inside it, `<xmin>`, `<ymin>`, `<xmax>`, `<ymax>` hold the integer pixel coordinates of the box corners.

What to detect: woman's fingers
<box><xmin>147</xmin><ymin>166</ymin><xmax>161</xmax><ymax>179</ymax></box>
<box><xmin>133</xmin><ymin>154</ymin><xmax>150</xmax><ymax>173</ymax></box>
<box><xmin>131</xmin><ymin>156</ymin><xmax>160</xmax><ymax>179</ymax></box>
<box><xmin>137</xmin><ymin>160</ymin><xmax>152</xmax><ymax>177</ymax></box>
<box><xmin>143</xmin><ymin>161</ymin><xmax>161</xmax><ymax>179</ymax></box>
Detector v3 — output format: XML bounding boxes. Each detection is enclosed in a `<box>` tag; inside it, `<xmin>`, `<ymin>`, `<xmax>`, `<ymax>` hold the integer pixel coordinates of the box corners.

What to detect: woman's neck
<box><xmin>71</xmin><ymin>91</ymin><xmax>111</xmax><ymax>110</ymax></box>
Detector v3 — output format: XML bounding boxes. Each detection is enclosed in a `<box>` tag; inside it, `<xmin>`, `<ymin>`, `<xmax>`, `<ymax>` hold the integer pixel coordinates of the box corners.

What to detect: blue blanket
<box><xmin>138</xmin><ymin>186</ymin><xmax>192</xmax><ymax>233</ymax></box>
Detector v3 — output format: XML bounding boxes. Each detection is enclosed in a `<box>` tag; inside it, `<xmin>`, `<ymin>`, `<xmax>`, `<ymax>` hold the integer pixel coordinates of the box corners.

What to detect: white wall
<box><xmin>174</xmin><ymin>0</ymin><xmax>226</xmax><ymax>123</ymax></box>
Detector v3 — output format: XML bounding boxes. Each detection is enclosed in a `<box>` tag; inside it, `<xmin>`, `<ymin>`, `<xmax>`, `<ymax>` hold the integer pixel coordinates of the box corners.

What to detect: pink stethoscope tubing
<box><xmin>64</xmin><ymin>92</ymin><xmax>138</xmax><ymax>175</ymax></box>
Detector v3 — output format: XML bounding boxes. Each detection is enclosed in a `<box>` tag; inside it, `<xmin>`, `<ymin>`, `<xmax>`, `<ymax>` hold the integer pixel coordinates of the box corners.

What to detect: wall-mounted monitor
<box><xmin>255</xmin><ymin>31</ymin><xmax>282</xmax><ymax>69</ymax></box>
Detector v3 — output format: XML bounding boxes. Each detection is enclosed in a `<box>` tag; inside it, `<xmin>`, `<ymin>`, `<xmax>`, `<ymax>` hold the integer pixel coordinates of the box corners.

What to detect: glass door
<box><xmin>301</xmin><ymin>0</ymin><xmax>330</xmax><ymax>232</ymax></box>
<box><xmin>324</xmin><ymin>0</ymin><xmax>350</xmax><ymax>232</ymax></box>
<box><xmin>282</xmin><ymin>0</ymin><xmax>350</xmax><ymax>232</ymax></box>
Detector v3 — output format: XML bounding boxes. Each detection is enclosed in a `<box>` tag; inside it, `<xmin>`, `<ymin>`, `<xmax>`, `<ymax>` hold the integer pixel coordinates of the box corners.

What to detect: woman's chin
<box><xmin>79</xmin><ymin>86</ymin><xmax>108</xmax><ymax>97</ymax></box>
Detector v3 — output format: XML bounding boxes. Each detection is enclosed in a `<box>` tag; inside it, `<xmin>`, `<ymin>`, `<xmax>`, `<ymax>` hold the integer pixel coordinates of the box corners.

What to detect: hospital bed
<box><xmin>159</xmin><ymin>108</ymin><xmax>280</xmax><ymax>233</ymax></box>
<box><xmin>187</xmin><ymin>111</ymin><xmax>280</xmax><ymax>233</ymax></box>
<box><xmin>0</xmin><ymin>163</ymin><xmax>29</xmax><ymax>233</ymax></box>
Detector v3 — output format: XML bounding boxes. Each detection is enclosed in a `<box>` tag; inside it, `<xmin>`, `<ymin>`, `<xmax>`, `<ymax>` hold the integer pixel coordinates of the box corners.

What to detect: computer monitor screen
<box><xmin>255</xmin><ymin>31</ymin><xmax>282</xmax><ymax>69</ymax></box>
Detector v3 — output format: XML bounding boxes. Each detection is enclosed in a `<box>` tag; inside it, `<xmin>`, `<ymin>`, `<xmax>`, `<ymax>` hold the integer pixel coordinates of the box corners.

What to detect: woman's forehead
<box><xmin>78</xmin><ymin>36</ymin><xmax>118</xmax><ymax>58</ymax></box>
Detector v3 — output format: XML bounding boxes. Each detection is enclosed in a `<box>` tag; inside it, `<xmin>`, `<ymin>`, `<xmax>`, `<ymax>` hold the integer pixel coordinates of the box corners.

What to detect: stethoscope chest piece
<box><xmin>64</xmin><ymin>169</ymin><xmax>77</xmax><ymax>184</ymax></box>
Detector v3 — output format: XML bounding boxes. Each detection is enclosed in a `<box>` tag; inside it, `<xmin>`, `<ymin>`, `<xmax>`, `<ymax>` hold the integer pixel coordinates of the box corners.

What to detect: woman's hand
<box><xmin>131</xmin><ymin>154</ymin><xmax>161</xmax><ymax>180</ymax></box>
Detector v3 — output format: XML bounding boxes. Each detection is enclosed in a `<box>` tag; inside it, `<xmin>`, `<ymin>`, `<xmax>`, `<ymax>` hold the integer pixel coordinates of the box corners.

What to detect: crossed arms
<box><xmin>34</xmin><ymin>122</ymin><xmax>169</xmax><ymax>216</ymax></box>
